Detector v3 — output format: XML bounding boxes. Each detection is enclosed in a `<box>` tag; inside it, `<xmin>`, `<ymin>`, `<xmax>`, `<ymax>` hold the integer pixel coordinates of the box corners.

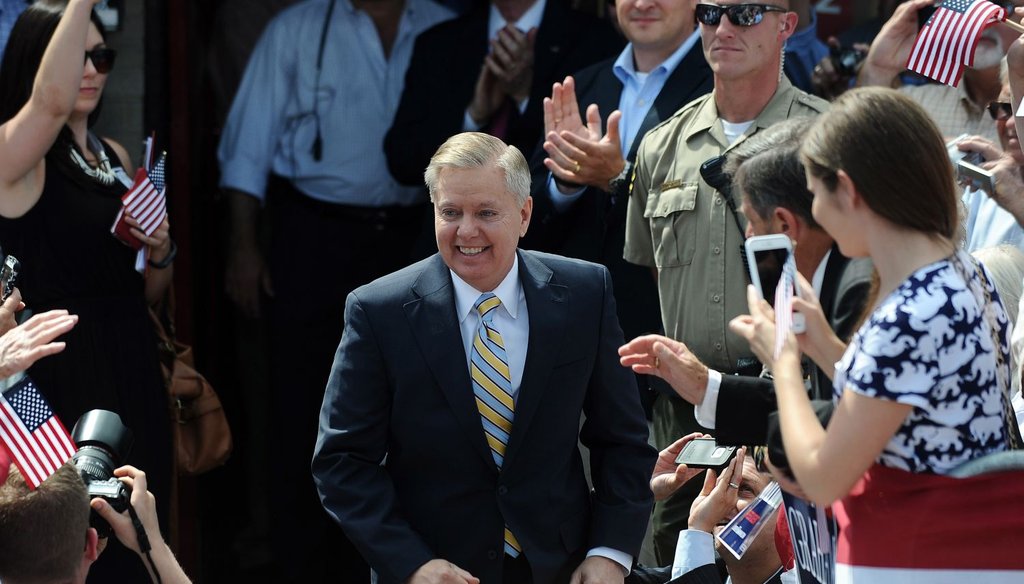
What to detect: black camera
<box><xmin>829</xmin><ymin>45</ymin><xmax>866</xmax><ymax>77</ymax></box>
<box><xmin>71</xmin><ymin>410</ymin><xmax>134</xmax><ymax>538</ymax></box>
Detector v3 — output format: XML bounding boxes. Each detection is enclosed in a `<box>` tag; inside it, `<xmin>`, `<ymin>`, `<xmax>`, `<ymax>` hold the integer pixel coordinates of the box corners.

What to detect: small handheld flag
<box><xmin>773</xmin><ymin>255</ymin><xmax>798</xmax><ymax>360</ymax></box>
<box><xmin>0</xmin><ymin>377</ymin><xmax>76</xmax><ymax>489</ymax></box>
<box><xmin>907</xmin><ymin>0</ymin><xmax>1006</xmax><ymax>87</ymax></box>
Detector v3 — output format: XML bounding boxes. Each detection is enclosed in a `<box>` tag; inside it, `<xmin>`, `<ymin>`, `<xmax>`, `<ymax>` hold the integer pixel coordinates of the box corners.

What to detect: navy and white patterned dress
<box><xmin>833</xmin><ymin>250</ymin><xmax>1011</xmax><ymax>474</ymax></box>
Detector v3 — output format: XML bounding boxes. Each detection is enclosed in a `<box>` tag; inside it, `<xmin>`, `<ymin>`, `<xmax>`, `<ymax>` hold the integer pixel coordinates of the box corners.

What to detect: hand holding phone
<box><xmin>675</xmin><ymin>437</ymin><xmax>738</xmax><ymax>471</ymax></box>
<box><xmin>947</xmin><ymin>135</ymin><xmax>996</xmax><ymax>194</ymax></box>
<box><xmin>744</xmin><ymin>234</ymin><xmax>805</xmax><ymax>334</ymax></box>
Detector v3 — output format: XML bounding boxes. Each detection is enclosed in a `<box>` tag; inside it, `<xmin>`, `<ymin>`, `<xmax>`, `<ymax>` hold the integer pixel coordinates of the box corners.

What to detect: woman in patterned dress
<box><xmin>731</xmin><ymin>87</ymin><xmax>1015</xmax><ymax>582</ymax></box>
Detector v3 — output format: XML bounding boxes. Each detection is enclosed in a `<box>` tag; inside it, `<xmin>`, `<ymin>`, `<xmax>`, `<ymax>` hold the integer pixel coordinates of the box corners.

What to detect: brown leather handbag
<box><xmin>151</xmin><ymin>298</ymin><xmax>232</xmax><ymax>475</ymax></box>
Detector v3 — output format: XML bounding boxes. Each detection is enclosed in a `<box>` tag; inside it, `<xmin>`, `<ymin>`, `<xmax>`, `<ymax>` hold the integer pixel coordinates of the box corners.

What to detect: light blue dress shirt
<box><xmin>217</xmin><ymin>0</ymin><xmax>454</xmax><ymax>207</ymax></box>
<box><xmin>612</xmin><ymin>30</ymin><xmax>700</xmax><ymax>155</ymax></box>
<box><xmin>962</xmin><ymin>186</ymin><xmax>1024</xmax><ymax>253</ymax></box>
<box><xmin>548</xmin><ymin>30</ymin><xmax>700</xmax><ymax>210</ymax></box>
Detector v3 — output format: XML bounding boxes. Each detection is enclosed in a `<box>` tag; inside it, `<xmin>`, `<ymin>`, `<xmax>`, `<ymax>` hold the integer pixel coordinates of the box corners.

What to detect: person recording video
<box><xmin>0</xmin><ymin>462</ymin><xmax>190</xmax><ymax>584</ymax></box>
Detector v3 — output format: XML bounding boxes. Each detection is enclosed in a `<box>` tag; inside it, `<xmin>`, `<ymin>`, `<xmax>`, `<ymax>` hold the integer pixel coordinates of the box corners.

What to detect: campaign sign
<box><xmin>717</xmin><ymin>482</ymin><xmax>782</xmax><ymax>559</ymax></box>
<box><xmin>782</xmin><ymin>492</ymin><xmax>838</xmax><ymax>584</ymax></box>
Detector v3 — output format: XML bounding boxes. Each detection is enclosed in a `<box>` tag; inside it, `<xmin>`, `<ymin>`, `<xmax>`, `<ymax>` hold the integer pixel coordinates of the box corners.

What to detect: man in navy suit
<box><xmin>313</xmin><ymin>132</ymin><xmax>657</xmax><ymax>584</ymax></box>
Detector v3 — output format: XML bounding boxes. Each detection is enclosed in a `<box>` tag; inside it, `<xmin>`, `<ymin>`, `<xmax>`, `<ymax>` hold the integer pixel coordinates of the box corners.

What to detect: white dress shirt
<box><xmin>672</xmin><ymin>529</ymin><xmax>797</xmax><ymax>583</ymax></box>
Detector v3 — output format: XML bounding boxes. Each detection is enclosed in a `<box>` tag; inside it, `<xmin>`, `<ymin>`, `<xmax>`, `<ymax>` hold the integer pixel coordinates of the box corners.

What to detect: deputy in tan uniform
<box><xmin>623</xmin><ymin>0</ymin><xmax>827</xmax><ymax>561</ymax></box>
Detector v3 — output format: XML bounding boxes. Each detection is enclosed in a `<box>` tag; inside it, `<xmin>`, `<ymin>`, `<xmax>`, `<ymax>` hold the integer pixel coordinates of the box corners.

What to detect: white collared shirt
<box><xmin>451</xmin><ymin>256</ymin><xmax>529</xmax><ymax>401</ymax></box>
<box><xmin>487</xmin><ymin>0</ymin><xmax>546</xmax><ymax>39</ymax></box>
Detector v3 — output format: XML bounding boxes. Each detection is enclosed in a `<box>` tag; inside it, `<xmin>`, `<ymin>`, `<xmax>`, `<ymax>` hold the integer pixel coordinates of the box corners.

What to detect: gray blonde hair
<box><xmin>973</xmin><ymin>244</ymin><xmax>1024</xmax><ymax>326</ymax></box>
<box><xmin>424</xmin><ymin>132</ymin><xmax>530</xmax><ymax>206</ymax></box>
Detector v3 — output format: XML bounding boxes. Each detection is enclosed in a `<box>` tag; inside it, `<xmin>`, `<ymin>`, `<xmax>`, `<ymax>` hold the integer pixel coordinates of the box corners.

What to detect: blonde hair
<box><xmin>973</xmin><ymin>244</ymin><xmax>1024</xmax><ymax>325</ymax></box>
<box><xmin>423</xmin><ymin>132</ymin><xmax>530</xmax><ymax>206</ymax></box>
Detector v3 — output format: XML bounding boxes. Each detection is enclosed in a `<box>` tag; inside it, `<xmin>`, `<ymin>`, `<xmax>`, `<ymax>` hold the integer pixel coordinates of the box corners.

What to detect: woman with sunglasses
<box><xmin>731</xmin><ymin>88</ymin><xmax>1018</xmax><ymax>581</ymax></box>
<box><xmin>0</xmin><ymin>1</ymin><xmax>173</xmax><ymax>580</ymax></box>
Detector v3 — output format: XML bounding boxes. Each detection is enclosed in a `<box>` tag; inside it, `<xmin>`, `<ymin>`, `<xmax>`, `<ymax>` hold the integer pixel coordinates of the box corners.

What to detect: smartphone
<box><xmin>957</xmin><ymin>158</ymin><xmax>995</xmax><ymax>194</ymax></box>
<box><xmin>0</xmin><ymin>254</ymin><xmax>19</xmax><ymax>302</ymax></box>
<box><xmin>744</xmin><ymin>234</ymin><xmax>805</xmax><ymax>333</ymax></box>
<box><xmin>947</xmin><ymin>134</ymin><xmax>996</xmax><ymax>194</ymax></box>
<box><xmin>675</xmin><ymin>438</ymin><xmax>738</xmax><ymax>471</ymax></box>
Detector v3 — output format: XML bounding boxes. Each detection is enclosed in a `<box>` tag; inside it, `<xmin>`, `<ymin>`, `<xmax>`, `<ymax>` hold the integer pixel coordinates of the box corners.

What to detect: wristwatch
<box><xmin>608</xmin><ymin>161</ymin><xmax>633</xmax><ymax>197</ymax></box>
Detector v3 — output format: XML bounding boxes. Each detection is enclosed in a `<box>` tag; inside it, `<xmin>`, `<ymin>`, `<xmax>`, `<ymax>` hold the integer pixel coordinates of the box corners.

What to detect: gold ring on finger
<box><xmin>574</xmin><ymin>161</ymin><xmax>581</xmax><ymax>174</ymax></box>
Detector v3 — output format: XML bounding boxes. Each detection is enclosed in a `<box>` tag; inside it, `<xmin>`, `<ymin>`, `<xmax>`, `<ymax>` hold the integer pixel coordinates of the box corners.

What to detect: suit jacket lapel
<box><xmin>589</xmin><ymin>66</ymin><xmax>624</xmax><ymax>127</ymax></box>
<box><xmin>503</xmin><ymin>251</ymin><xmax>568</xmax><ymax>469</ymax></box>
<box><xmin>405</xmin><ymin>255</ymin><xmax>496</xmax><ymax>470</ymax></box>
<box><xmin>627</xmin><ymin>42</ymin><xmax>712</xmax><ymax>162</ymax></box>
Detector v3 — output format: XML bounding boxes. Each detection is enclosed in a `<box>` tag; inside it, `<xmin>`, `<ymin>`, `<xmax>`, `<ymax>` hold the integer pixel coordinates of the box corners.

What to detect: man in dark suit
<box><xmin>618</xmin><ymin>118</ymin><xmax>871</xmax><ymax>458</ymax></box>
<box><xmin>522</xmin><ymin>0</ymin><xmax>713</xmax><ymax>346</ymax></box>
<box><xmin>384</xmin><ymin>0</ymin><xmax>622</xmax><ymax>186</ymax></box>
<box><xmin>313</xmin><ymin>132</ymin><xmax>657</xmax><ymax>584</ymax></box>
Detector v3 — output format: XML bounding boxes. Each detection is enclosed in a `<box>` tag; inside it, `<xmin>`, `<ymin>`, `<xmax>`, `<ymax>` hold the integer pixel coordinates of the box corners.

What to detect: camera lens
<box><xmin>71</xmin><ymin>410</ymin><xmax>134</xmax><ymax>538</ymax></box>
<box><xmin>71</xmin><ymin>410</ymin><xmax>133</xmax><ymax>472</ymax></box>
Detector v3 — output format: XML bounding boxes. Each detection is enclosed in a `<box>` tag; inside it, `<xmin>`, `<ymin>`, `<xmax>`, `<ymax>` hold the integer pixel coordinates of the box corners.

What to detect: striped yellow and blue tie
<box><xmin>471</xmin><ymin>292</ymin><xmax>522</xmax><ymax>557</ymax></box>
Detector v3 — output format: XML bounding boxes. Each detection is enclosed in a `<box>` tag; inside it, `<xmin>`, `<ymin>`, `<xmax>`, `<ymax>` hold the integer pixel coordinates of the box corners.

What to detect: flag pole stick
<box><xmin>1002</xmin><ymin>19</ymin><xmax>1024</xmax><ymax>34</ymax></box>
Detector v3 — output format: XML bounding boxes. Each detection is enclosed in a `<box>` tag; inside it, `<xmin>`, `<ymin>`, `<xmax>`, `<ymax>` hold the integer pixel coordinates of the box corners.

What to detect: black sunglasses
<box><xmin>988</xmin><ymin>101</ymin><xmax>1012</xmax><ymax>121</ymax></box>
<box><xmin>84</xmin><ymin>47</ymin><xmax>117</xmax><ymax>74</ymax></box>
<box><xmin>695</xmin><ymin>3</ymin><xmax>788</xmax><ymax>27</ymax></box>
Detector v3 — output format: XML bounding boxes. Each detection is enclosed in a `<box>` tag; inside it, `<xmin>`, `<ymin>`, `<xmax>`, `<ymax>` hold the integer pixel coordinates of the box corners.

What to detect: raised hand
<box><xmin>651</xmin><ymin>432</ymin><xmax>708</xmax><ymax>501</ymax></box>
<box><xmin>619</xmin><ymin>334</ymin><xmax>710</xmax><ymax>405</ymax></box>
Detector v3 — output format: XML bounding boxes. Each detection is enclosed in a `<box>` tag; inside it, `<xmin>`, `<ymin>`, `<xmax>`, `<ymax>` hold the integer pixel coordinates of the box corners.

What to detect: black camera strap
<box><xmin>127</xmin><ymin>503</ymin><xmax>162</xmax><ymax>584</ymax></box>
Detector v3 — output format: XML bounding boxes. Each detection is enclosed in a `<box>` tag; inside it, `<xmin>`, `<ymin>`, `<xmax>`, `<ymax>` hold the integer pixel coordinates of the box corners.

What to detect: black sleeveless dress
<box><xmin>0</xmin><ymin>144</ymin><xmax>171</xmax><ymax>580</ymax></box>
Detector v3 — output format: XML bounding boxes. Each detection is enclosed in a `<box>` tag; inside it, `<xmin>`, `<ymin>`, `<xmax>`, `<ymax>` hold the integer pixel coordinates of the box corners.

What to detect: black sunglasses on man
<box><xmin>695</xmin><ymin>3</ymin><xmax>788</xmax><ymax>27</ymax></box>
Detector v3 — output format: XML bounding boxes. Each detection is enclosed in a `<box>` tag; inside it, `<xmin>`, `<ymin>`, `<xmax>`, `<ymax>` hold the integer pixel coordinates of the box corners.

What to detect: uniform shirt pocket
<box><xmin>644</xmin><ymin>182</ymin><xmax>698</xmax><ymax>268</ymax></box>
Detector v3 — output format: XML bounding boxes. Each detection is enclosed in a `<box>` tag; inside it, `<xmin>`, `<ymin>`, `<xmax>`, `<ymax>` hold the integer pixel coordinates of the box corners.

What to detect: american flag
<box><xmin>150</xmin><ymin>152</ymin><xmax>166</xmax><ymax>192</ymax></box>
<box><xmin>907</xmin><ymin>0</ymin><xmax>1006</xmax><ymax>87</ymax></box>
<box><xmin>122</xmin><ymin>167</ymin><xmax>167</xmax><ymax>237</ymax></box>
<box><xmin>773</xmin><ymin>255</ymin><xmax>797</xmax><ymax>360</ymax></box>
<box><xmin>0</xmin><ymin>377</ymin><xmax>76</xmax><ymax>489</ymax></box>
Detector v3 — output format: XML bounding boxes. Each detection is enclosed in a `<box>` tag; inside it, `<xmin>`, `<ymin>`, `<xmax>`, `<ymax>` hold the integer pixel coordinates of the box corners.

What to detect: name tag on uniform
<box><xmin>659</xmin><ymin>179</ymin><xmax>684</xmax><ymax>192</ymax></box>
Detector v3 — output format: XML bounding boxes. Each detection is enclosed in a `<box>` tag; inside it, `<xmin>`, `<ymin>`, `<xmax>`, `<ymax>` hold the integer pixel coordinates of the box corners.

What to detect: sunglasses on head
<box><xmin>84</xmin><ymin>47</ymin><xmax>116</xmax><ymax>74</ymax></box>
<box><xmin>988</xmin><ymin>101</ymin><xmax>1013</xmax><ymax>121</ymax></box>
<box><xmin>695</xmin><ymin>3</ymin><xmax>788</xmax><ymax>27</ymax></box>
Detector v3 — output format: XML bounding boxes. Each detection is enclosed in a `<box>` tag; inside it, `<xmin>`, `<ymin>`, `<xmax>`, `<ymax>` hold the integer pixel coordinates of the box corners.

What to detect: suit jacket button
<box><xmin>488</xmin><ymin>550</ymin><xmax>498</xmax><ymax>560</ymax></box>
<box><xmin>498</xmin><ymin>485</ymin><xmax>508</xmax><ymax>496</ymax></box>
